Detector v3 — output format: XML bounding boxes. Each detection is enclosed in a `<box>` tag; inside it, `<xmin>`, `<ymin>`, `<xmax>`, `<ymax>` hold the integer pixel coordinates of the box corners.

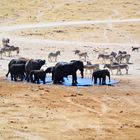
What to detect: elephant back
<box><xmin>25</xmin><ymin>59</ymin><xmax>45</xmax><ymax>74</ymax></box>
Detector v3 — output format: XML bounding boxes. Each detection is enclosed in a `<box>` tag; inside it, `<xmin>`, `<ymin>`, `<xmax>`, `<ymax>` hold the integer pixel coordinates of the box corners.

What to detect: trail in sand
<box><xmin>0</xmin><ymin>18</ymin><xmax>140</xmax><ymax>31</ymax></box>
<box><xmin>0</xmin><ymin>18</ymin><xmax>140</xmax><ymax>46</ymax></box>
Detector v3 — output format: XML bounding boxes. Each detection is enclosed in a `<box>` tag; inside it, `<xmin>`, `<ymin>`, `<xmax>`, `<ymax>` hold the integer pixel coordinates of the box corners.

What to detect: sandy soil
<box><xmin>0</xmin><ymin>0</ymin><xmax>140</xmax><ymax>140</ymax></box>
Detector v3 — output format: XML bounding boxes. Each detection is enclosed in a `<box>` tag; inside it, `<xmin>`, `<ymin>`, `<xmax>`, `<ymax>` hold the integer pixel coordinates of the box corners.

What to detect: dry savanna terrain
<box><xmin>0</xmin><ymin>0</ymin><xmax>140</xmax><ymax>140</ymax></box>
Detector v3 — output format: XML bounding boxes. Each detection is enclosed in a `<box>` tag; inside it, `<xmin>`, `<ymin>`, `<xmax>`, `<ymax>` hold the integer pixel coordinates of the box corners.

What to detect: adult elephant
<box><xmin>53</xmin><ymin>60</ymin><xmax>84</xmax><ymax>85</ymax></box>
<box><xmin>9</xmin><ymin>64</ymin><xmax>25</xmax><ymax>81</ymax></box>
<box><xmin>92</xmin><ymin>69</ymin><xmax>110</xmax><ymax>85</ymax></box>
<box><xmin>25</xmin><ymin>59</ymin><xmax>46</xmax><ymax>82</ymax></box>
<box><xmin>6</xmin><ymin>57</ymin><xmax>28</xmax><ymax>77</ymax></box>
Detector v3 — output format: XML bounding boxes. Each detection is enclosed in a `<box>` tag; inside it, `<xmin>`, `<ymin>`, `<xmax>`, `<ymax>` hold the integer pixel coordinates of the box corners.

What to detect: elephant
<box><xmin>6</xmin><ymin>57</ymin><xmax>28</xmax><ymax>77</ymax></box>
<box><xmin>53</xmin><ymin>60</ymin><xmax>84</xmax><ymax>85</ymax></box>
<box><xmin>45</xmin><ymin>66</ymin><xmax>54</xmax><ymax>74</ymax></box>
<box><xmin>30</xmin><ymin>70</ymin><xmax>46</xmax><ymax>84</ymax></box>
<box><xmin>25</xmin><ymin>59</ymin><xmax>46</xmax><ymax>82</ymax></box>
<box><xmin>9</xmin><ymin>64</ymin><xmax>25</xmax><ymax>81</ymax></box>
<box><xmin>45</xmin><ymin>66</ymin><xmax>55</xmax><ymax>80</ymax></box>
<box><xmin>92</xmin><ymin>69</ymin><xmax>110</xmax><ymax>85</ymax></box>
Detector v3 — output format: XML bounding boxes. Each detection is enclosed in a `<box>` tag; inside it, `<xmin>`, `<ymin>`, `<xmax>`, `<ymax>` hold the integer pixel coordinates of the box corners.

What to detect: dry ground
<box><xmin>0</xmin><ymin>0</ymin><xmax>140</xmax><ymax>140</ymax></box>
<box><xmin>0</xmin><ymin>77</ymin><xmax>140</xmax><ymax>140</ymax></box>
<box><xmin>0</xmin><ymin>0</ymin><xmax>140</xmax><ymax>25</ymax></box>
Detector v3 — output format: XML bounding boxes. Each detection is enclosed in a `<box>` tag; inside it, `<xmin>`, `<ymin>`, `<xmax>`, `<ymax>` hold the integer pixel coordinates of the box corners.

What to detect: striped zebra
<box><xmin>48</xmin><ymin>51</ymin><xmax>60</xmax><ymax>62</ymax></box>
<box><xmin>77</xmin><ymin>52</ymin><xmax>88</xmax><ymax>62</ymax></box>
<box><xmin>3</xmin><ymin>45</ymin><xmax>19</xmax><ymax>57</ymax></box>
<box><xmin>0</xmin><ymin>48</ymin><xmax>5</xmax><ymax>59</ymax></box>
<box><xmin>98</xmin><ymin>54</ymin><xmax>114</xmax><ymax>64</ymax></box>
<box><xmin>104</xmin><ymin>63</ymin><xmax>129</xmax><ymax>75</ymax></box>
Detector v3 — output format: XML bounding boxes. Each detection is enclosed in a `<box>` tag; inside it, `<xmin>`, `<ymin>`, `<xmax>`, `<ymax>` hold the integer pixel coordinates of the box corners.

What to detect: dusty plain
<box><xmin>0</xmin><ymin>0</ymin><xmax>140</xmax><ymax>140</ymax></box>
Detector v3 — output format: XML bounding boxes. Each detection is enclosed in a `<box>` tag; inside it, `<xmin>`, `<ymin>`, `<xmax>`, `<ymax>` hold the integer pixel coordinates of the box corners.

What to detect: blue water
<box><xmin>44</xmin><ymin>76</ymin><xmax>119</xmax><ymax>87</ymax></box>
<box><xmin>8</xmin><ymin>75</ymin><xmax>119</xmax><ymax>86</ymax></box>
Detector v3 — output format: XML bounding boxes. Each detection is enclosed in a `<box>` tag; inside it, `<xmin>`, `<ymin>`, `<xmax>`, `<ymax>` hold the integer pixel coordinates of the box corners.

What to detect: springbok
<box><xmin>48</xmin><ymin>51</ymin><xmax>60</xmax><ymax>62</ymax></box>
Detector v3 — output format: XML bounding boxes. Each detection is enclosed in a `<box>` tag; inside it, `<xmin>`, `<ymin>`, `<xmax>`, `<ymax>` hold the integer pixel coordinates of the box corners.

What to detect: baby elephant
<box><xmin>30</xmin><ymin>70</ymin><xmax>46</xmax><ymax>84</ymax></box>
<box><xmin>92</xmin><ymin>69</ymin><xmax>110</xmax><ymax>85</ymax></box>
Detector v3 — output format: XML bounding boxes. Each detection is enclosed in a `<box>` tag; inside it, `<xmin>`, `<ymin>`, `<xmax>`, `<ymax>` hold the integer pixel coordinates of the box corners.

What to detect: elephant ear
<box><xmin>42</xmin><ymin>60</ymin><xmax>46</xmax><ymax>65</ymax></box>
<box><xmin>39</xmin><ymin>60</ymin><xmax>46</xmax><ymax>66</ymax></box>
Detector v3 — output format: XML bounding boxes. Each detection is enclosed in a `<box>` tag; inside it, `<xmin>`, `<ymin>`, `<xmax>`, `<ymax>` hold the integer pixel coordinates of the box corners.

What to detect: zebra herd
<box><xmin>0</xmin><ymin>38</ymin><xmax>19</xmax><ymax>58</ymax></box>
<box><xmin>74</xmin><ymin>49</ymin><xmax>133</xmax><ymax>75</ymax></box>
<box><xmin>47</xmin><ymin>47</ymin><xmax>136</xmax><ymax>75</ymax></box>
<box><xmin>1</xmin><ymin>38</ymin><xmax>139</xmax><ymax>76</ymax></box>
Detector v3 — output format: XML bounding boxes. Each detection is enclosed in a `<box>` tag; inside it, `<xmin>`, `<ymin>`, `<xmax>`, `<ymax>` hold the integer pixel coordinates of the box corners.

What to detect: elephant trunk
<box><xmin>108</xmin><ymin>73</ymin><xmax>111</xmax><ymax>83</ymax></box>
<box><xmin>80</xmin><ymin>69</ymin><xmax>84</xmax><ymax>78</ymax></box>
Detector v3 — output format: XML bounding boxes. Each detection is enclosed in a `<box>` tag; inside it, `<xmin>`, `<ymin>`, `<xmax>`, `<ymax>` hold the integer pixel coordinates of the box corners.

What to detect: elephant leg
<box><xmin>21</xmin><ymin>76</ymin><xmax>23</xmax><ymax>81</ymax></box>
<box><xmin>14</xmin><ymin>74</ymin><xmax>17</xmax><ymax>81</ymax></box>
<box><xmin>102</xmin><ymin>77</ymin><xmax>106</xmax><ymax>85</ymax></box>
<box><xmin>99</xmin><ymin>78</ymin><xmax>102</xmax><ymax>85</ymax></box>
<box><xmin>19</xmin><ymin>74</ymin><xmax>22</xmax><ymax>81</ymax></box>
<box><xmin>30</xmin><ymin>74</ymin><xmax>34</xmax><ymax>83</ymax></box>
<box><xmin>61</xmin><ymin>77</ymin><xmax>64</xmax><ymax>83</ymax></box>
<box><xmin>75</xmin><ymin>74</ymin><xmax>78</xmax><ymax>84</ymax></box>
<box><xmin>26</xmin><ymin>74</ymin><xmax>30</xmax><ymax>82</ymax></box>
<box><xmin>21</xmin><ymin>74</ymin><xmax>24</xmax><ymax>81</ymax></box>
<box><xmin>53</xmin><ymin>75</ymin><xmax>59</xmax><ymax>84</ymax></box>
<box><xmin>72</xmin><ymin>73</ymin><xmax>77</xmax><ymax>86</ymax></box>
<box><xmin>43</xmin><ymin>79</ymin><xmax>45</xmax><ymax>84</ymax></box>
<box><xmin>37</xmin><ymin>79</ymin><xmax>40</xmax><ymax>84</ymax></box>
<box><xmin>94</xmin><ymin>77</ymin><xmax>97</xmax><ymax>84</ymax></box>
<box><xmin>11</xmin><ymin>73</ymin><xmax>13</xmax><ymax>81</ymax></box>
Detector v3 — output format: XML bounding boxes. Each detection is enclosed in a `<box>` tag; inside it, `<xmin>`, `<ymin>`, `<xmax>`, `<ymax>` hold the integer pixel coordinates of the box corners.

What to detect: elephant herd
<box><xmin>6</xmin><ymin>58</ymin><xmax>111</xmax><ymax>86</ymax></box>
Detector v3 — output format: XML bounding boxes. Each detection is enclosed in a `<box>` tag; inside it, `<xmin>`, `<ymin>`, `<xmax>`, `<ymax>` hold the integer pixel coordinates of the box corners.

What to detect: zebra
<box><xmin>98</xmin><ymin>54</ymin><xmax>114</xmax><ymax>64</ymax></box>
<box><xmin>0</xmin><ymin>48</ymin><xmax>5</xmax><ymax>59</ymax></box>
<box><xmin>84</xmin><ymin>64</ymin><xmax>99</xmax><ymax>74</ymax></box>
<box><xmin>110</xmin><ymin>51</ymin><xmax>117</xmax><ymax>57</ymax></box>
<box><xmin>115</xmin><ymin>54</ymin><xmax>123</xmax><ymax>63</ymax></box>
<box><xmin>121</xmin><ymin>54</ymin><xmax>131</xmax><ymax>64</ymax></box>
<box><xmin>104</xmin><ymin>63</ymin><xmax>129</xmax><ymax>75</ymax></box>
<box><xmin>118</xmin><ymin>51</ymin><xmax>127</xmax><ymax>54</ymax></box>
<box><xmin>73</xmin><ymin>49</ymin><xmax>80</xmax><ymax>54</ymax></box>
<box><xmin>3</xmin><ymin>46</ymin><xmax>19</xmax><ymax>57</ymax></box>
<box><xmin>2</xmin><ymin>38</ymin><xmax>10</xmax><ymax>46</ymax></box>
<box><xmin>48</xmin><ymin>51</ymin><xmax>60</xmax><ymax>62</ymax></box>
<box><xmin>77</xmin><ymin>52</ymin><xmax>88</xmax><ymax>61</ymax></box>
